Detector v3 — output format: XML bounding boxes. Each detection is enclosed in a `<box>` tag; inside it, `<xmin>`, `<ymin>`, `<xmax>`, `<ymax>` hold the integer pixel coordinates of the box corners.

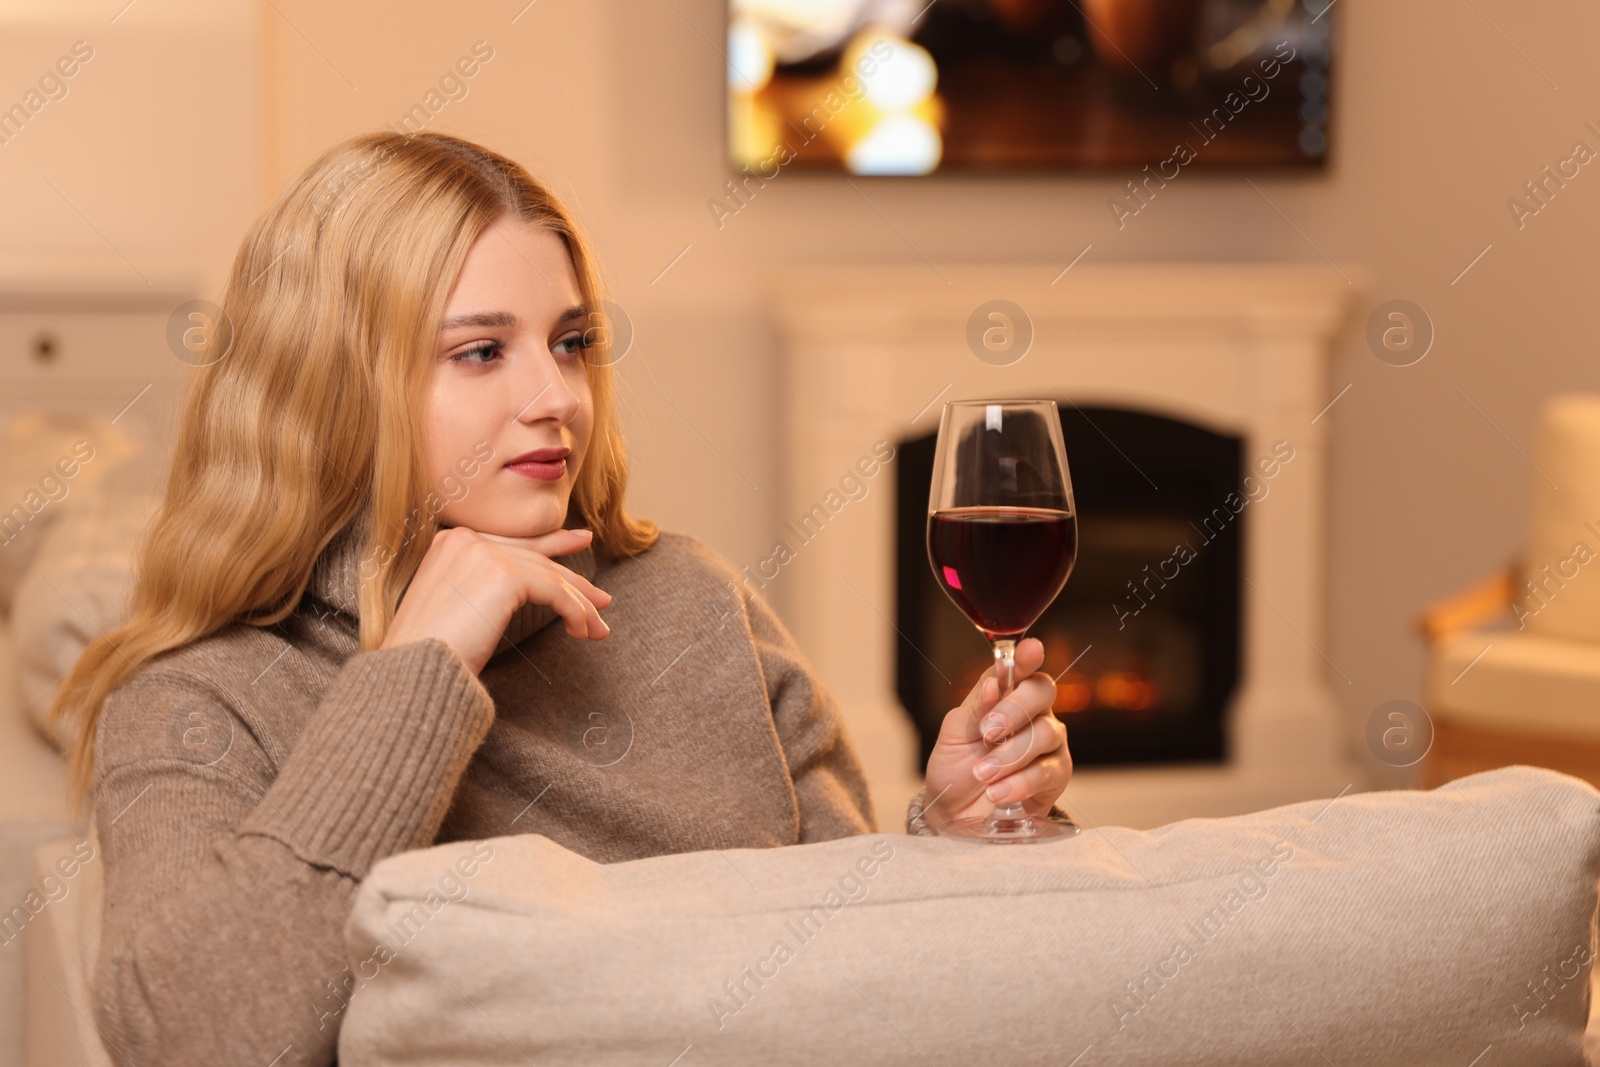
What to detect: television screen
<box><xmin>726</xmin><ymin>0</ymin><xmax>1333</xmax><ymax>175</ymax></box>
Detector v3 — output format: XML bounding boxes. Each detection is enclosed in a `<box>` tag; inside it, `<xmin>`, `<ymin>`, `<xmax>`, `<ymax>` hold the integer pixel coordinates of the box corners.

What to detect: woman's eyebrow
<box><xmin>438</xmin><ymin>305</ymin><xmax>586</xmax><ymax>331</ymax></box>
<box><xmin>440</xmin><ymin>310</ymin><xmax>518</xmax><ymax>331</ymax></box>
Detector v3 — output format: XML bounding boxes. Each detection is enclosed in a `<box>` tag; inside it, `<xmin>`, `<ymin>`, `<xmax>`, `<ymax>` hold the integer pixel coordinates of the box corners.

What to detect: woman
<box><xmin>49</xmin><ymin>130</ymin><xmax>1072</xmax><ymax>1066</ymax></box>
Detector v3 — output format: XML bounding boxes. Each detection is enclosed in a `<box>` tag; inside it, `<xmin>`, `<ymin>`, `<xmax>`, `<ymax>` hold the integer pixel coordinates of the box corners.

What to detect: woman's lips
<box><xmin>507</xmin><ymin>457</ymin><xmax>566</xmax><ymax>481</ymax></box>
<box><xmin>505</xmin><ymin>445</ymin><xmax>569</xmax><ymax>482</ymax></box>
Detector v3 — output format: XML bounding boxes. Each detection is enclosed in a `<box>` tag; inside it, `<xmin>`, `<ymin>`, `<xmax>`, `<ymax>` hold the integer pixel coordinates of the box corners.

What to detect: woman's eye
<box><xmin>450</xmin><ymin>341</ymin><xmax>502</xmax><ymax>365</ymax></box>
<box><xmin>552</xmin><ymin>332</ymin><xmax>592</xmax><ymax>360</ymax></box>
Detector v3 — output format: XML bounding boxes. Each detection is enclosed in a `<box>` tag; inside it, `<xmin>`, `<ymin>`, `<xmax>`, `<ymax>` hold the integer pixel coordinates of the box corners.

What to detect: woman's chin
<box><xmin>444</xmin><ymin>500</ymin><xmax>569</xmax><ymax>539</ymax></box>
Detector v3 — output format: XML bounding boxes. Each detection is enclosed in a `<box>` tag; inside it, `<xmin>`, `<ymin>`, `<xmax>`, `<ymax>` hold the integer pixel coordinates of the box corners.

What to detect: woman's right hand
<box><xmin>380</xmin><ymin>525</ymin><xmax>613</xmax><ymax>674</ymax></box>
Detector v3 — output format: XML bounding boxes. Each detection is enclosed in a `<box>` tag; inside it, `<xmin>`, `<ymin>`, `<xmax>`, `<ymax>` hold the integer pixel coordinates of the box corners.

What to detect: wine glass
<box><xmin>927</xmin><ymin>399</ymin><xmax>1080</xmax><ymax>843</ymax></box>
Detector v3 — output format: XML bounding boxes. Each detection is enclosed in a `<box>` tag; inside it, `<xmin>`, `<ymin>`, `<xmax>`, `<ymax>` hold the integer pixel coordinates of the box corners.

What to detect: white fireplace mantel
<box><xmin>766</xmin><ymin>263</ymin><xmax>1361</xmax><ymax>829</ymax></box>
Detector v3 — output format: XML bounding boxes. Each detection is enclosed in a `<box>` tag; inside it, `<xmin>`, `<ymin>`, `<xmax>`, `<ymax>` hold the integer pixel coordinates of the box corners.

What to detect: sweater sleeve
<box><xmin>738</xmin><ymin>582</ymin><xmax>878</xmax><ymax>840</ymax></box>
<box><xmin>90</xmin><ymin>636</ymin><xmax>495</xmax><ymax>1067</ymax></box>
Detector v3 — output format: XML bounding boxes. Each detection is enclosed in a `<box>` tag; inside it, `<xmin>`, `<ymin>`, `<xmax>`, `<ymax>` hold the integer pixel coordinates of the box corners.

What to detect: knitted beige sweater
<box><xmin>90</xmin><ymin>516</ymin><xmax>880</xmax><ymax>1066</ymax></box>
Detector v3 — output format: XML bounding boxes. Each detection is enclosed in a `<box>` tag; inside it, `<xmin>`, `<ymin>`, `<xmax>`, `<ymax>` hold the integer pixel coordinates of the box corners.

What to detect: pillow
<box><xmin>8</xmin><ymin>442</ymin><xmax>165</xmax><ymax>752</ymax></box>
<box><xmin>0</xmin><ymin>412</ymin><xmax>138</xmax><ymax>617</ymax></box>
<box><xmin>339</xmin><ymin>766</ymin><xmax>1600</xmax><ymax>1066</ymax></box>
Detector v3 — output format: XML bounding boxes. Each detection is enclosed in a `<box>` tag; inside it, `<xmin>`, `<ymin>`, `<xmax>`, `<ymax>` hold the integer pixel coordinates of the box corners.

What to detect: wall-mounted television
<box><xmin>727</xmin><ymin>0</ymin><xmax>1333</xmax><ymax>175</ymax></box>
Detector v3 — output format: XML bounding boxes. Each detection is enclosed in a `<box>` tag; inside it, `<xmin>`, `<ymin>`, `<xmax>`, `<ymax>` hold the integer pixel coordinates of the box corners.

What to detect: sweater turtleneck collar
<box><xmin>305</xmin><ymin>509</ymin><xmax>599</xmax><ymax>658</ymax></box>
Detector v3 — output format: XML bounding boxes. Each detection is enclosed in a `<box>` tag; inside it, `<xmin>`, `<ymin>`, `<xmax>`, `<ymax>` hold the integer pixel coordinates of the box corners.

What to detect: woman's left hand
<box><xmin>921</xmin><ymin>637</ymin><xmax>1072</xmax><ymax>832</ymax></box>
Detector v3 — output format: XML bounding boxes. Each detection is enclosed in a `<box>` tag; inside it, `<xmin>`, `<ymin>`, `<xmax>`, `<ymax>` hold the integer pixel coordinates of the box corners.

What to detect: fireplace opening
<box><xmin>895</xmin><ymin>404</ymin><xmax>1244</xmax><ymax>770</ymax></box>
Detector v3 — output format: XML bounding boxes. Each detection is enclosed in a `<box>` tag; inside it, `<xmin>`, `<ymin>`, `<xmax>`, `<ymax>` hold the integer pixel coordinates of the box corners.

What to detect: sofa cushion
<box><xmin>339</xmin><ymin>766</ymin><xmax>1600</xmax><ymax>1066</ymax></box>
<box><xmin>0</xmin><ymin>412</ymin><xmax>137</xmax><ymax>619</ymax></box>
<box><xmin>1522</xmin><ymin>393</ymin><xmax>1600</xmax><ymax>644</ymax></box>
<box><xmin>1429</xmin><ymin>628</ymin><xmax>1600</xmax><ymax>739</ymax></box>
<box><xmin>8</xmin><ymin>444</ymin><xmax>164</xmax><ymax>753</ymax></box>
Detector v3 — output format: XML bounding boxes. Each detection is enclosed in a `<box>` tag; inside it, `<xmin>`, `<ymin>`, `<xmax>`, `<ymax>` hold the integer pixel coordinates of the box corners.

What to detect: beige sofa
<box><xmin>18</xmin><ymin>765</ymin><xmax>1600</xmax><ymax>1067</ymax></box>
<box><xmin>0</xmin><ymin>410</ymin><xmax>152</xmax><ymax>1067</ymax></box>
<box><xmin>338</xmin><ymin>765</ymin><xmax>1600</xmax><ymax>1067</ymax></box>
<box><xmin>0</xmin><ymin>629</ymin><xmax>84</xmax><ymax>1067</ymax></box>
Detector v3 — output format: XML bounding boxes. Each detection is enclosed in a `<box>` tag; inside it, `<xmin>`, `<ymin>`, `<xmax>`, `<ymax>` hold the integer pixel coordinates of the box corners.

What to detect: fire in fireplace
<box><xmin>895</xmin><ymin>403</ymin><xmax>1245</xmax><ymax>769</ymax></box>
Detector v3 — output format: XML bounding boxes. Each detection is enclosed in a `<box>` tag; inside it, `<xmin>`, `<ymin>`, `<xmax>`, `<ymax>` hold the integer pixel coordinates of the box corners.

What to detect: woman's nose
<box><xmin>515</xmin><ymin>352</ymin><xmax>581</xmax><ymax>425</ymax></box>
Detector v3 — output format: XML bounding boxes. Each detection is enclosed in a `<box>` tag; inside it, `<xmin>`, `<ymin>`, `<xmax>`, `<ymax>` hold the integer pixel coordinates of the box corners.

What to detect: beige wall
<box><xmin>0</xmin><ymin>0</ymin><xmax>259</xmax><ymax>289</ymax></box>
<box><xmin>244</xmin><ymin>0</ymin><xmax>1600</xmax><ymax>782</ymax></box>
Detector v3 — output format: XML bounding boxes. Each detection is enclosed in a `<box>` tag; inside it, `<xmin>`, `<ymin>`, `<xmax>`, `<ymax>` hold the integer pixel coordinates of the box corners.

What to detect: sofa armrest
<box><xmin>0</xmin><ymin>628</ymin><xmax>74</xmax><ymax>1067</ymax></box>
<box><xmin>25</xmin><ymin>834</ymin><xmax>112</xmax><ymax>1067</ymax></box>
<box><xmin>1417</xmin><ymin>566</ymin><xmax>1516</xmax><ymax>643</ymax></box>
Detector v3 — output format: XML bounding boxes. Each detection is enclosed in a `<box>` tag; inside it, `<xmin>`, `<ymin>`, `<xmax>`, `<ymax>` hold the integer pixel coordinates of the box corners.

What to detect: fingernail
<box><xmin>974</xmin><ymin>758</ymin><xmax>1000</xmax><ymax>781</ymax></box>
<box><xmin>982</xmin><ymin>714</ymin><xmax>1007</xmax><ymax>740</ymax></box>
<box><xmin>577</xmin><ymin>529</ymin><xmax>594</xmax><ymax>538</ymax></box>
<box><xmin>985</xmin><ymin>782</ymin><xmax>1010</xmax><ymax>802</ymax></box>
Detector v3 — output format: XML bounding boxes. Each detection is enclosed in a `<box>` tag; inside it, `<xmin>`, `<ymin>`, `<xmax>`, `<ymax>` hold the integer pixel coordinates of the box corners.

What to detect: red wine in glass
<box><xmin>926</xmin><ymin>400</ymin><xmax>1080</xmax><ymax>843</ymax></box>
<box><xmin>928</xmin><ymin>507</ymin><xmax>1078</xmax><ymax>639</ymax></box>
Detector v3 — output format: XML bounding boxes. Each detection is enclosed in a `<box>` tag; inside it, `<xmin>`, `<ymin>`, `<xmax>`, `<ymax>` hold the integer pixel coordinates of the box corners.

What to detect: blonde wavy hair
<box><xmin>49</xmin><ymin>130</ymin><xmax>657</xmax><ymax>807</ymax></box>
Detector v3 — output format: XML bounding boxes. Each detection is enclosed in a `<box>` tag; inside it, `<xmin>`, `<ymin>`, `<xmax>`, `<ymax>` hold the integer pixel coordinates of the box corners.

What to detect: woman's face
<box><xmin>423</xmin><ymin>215</ymin><xmax>594</xmax><ymax>538</ymax></box>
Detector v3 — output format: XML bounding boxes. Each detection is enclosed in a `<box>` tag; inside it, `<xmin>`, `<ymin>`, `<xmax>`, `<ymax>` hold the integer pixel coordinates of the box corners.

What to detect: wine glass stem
<box><xmin>988</xmin><ymin>638</ymin><xmax>1027</xmax><ymax>826</ymax></box>
<box><xmin>993</xmin><ymin>637</ymin><xmax>1016</xmax><ymax>693</ymax></box>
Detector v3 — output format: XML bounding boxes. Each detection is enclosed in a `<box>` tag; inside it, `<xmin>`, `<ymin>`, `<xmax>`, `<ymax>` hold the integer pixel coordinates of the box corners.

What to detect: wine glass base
<box><xmin>937</xmin><ymin>811</ymin><xmax>1082</xmax><ymax>844</ymax></box>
